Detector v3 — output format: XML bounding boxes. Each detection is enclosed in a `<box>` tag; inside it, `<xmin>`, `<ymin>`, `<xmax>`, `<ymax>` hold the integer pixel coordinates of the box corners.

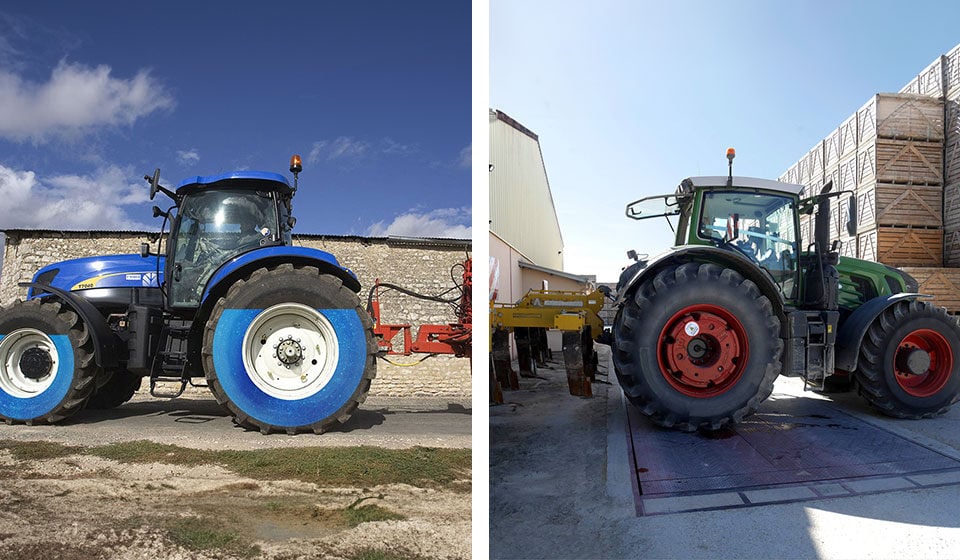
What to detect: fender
<box><xmin>19</xmin><ymin>282</ymin><xmax>122</xmax><ymax>368</ymax></box>
<box><xmin>835</xmin><ymin>292</ymin><xmax>924</xmax><ymax>372</ymax></box>
<box><xmin>615</xmin><ymin>245</ymin><xmax>787</xmax><ymax>316</ymax></box>
<box><xmin>201</xmin><ymin>245</ymin><xmax>362</xmax><ymax>305</ymax></box>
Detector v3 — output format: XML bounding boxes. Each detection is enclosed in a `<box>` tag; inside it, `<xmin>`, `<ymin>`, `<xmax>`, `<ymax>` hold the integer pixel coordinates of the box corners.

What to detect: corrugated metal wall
<box><xmin>489</xmin><ymin>110</ymin><xmax>564</xmax><ymax>270</ymax></box>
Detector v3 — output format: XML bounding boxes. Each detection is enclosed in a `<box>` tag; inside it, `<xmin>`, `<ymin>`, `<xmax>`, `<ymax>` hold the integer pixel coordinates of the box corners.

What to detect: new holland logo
<box><xmin>142</xmin><ymin>272</ymin><xmax>158</xmax><ymax>287</ymax></box>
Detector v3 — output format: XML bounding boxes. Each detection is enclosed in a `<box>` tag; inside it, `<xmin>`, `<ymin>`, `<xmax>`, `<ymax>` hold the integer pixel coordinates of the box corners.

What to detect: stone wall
<box><xmin>0</xmin><ymin>230</ymin><xmax>472</xmax><ymax>399</ymax></box>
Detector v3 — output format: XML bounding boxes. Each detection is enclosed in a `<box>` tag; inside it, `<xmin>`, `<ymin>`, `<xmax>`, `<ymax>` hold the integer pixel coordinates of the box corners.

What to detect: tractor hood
<box><xmin>29</xmin><ymin>254</ymin><xmax>165</xmax><ymax>297</ymax></box>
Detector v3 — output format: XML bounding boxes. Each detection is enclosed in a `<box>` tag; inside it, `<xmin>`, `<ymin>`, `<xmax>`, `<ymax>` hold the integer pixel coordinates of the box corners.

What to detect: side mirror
<box><xmin>287</xmin><ymin>216</ymin><xmax>297</xmax><ymax>229</ymax></box>
<box><xmin>152</xmin><ymin>206</ymin><xmax>167</xmax><ymax>219</ymax></box>
<box><xmin>626</xmin><ymin>249</ymin><xmax>638</xmax><ymax>262</ymax></box>
<box><xmin>140</xmin><ymin>243</ymin><xmax>151</xmax><ymax>258</ymax></box>
<box><xmin>147</xmin><ymin>168</ymin><xmax>160</xmax><ymax>200</ymax></box>
<box><xmin>846</xmin><ymin>195</ymin><xmax>857</xmax><ymax>237</ymax></box>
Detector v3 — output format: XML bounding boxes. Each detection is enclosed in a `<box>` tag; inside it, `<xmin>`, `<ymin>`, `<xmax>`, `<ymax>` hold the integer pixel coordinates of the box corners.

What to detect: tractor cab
<box><xmin>145</xmin><ymin>159</ymin><xmax>301</xmax><ymax>311</ymax></box>
<box><xmin>165</xmin><ymin>173</ymin><xmax>291</xmax><ymax>308</ymax></box>
<box><xmin>626</xmin><ymin>175</ymin><xmax>806</xmax><ymax>301</ymax></box>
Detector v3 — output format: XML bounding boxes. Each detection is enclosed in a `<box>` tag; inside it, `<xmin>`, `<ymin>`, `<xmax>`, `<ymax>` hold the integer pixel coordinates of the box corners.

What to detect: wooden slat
<box><xmin>900</xmin><ymin>267</ymin><xmax>960</xmax><ymax>313</ymax></box>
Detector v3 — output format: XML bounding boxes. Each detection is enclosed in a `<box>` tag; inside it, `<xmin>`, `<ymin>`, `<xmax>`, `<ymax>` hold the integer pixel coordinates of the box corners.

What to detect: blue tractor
<box><xmin>0</xmin><ymin>156</ymin><xmax>377</xmax><ymax>434</ymax></box>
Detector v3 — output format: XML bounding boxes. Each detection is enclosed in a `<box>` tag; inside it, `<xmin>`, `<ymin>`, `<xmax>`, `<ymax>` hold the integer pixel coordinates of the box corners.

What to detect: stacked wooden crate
<box><xmin>785</xmin><ymin>93</ymin><xmax>945</xmax><ymax>266</ymax></box>
<box><xmin>895</xmin><ymin>44</ymin><xmax>960</xmax><ymax>312</ymax></box>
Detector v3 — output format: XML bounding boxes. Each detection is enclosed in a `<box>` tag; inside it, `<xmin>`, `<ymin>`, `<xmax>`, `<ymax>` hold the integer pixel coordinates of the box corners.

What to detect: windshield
<box><xmin>169</xmin><ymin>188</ymin><xmax>277</xmax><ymax>307</ymax></box>
<box><xmin>698</xmin><ymin>190</ymin><xmax>799</xmax><ymax>296</ymax></box>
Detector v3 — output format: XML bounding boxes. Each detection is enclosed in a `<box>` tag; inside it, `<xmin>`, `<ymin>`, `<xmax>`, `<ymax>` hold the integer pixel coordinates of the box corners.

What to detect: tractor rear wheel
<box><xmin>85</xmin><ymin>369</ymin><xmax>142</xmax><ymax>409</ymax></box>
<box><xmin>201</xmin><ymin>264</ymin><xmax>377</xmax><ymax>434</ymax></box>
<box><xmin>612</xmin><ymin>263</ymin><xmax>782</xmax><ymax>431</ymax></box>
<box><xmin>855</xmin><ymin>299</ymin><xmax>960</xmax><ymax>418</ymax></box>
<box><xmin>0</xmin><ymin>299</ymin><xmax>99</xmax><ymax>424</ymax></box>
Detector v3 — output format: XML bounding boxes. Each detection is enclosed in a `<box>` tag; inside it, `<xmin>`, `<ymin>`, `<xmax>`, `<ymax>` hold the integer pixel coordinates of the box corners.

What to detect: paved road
<box><xmin>0</xmin><ymin>386</ymin><xmax>471</xmax><ymax>450</ymax></box>
<box><xmin>490</xmin><ymin>345</ymin><xmax>960</xmax><ymax>559</ymax></box>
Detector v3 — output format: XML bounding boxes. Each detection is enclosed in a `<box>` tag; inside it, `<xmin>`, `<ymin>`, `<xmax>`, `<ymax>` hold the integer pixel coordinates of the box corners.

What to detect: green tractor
<box><xmin>612</xmin><ymin>151</ymin><xmax>960</xmax><ymax>431</ymax></box>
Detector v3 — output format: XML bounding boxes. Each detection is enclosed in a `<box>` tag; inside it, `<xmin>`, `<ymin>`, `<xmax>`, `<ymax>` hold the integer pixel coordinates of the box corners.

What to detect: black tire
<box><xmin>201</xmin><ymin>264</ymin><xmax>377</xmax><ymax>434</ymax></box>
<box><xmin>612</xmin><ymin>262</ymin><xmax>782</xmax><ymax>431</ymax></box>
<box><xmin>85</xmin><ymin>370</ymin><xmax>142</xmax><ymax>409</ymax></box>
<box><xmin>0</xmin><ymin>299</ymin><xmax>99</xmax><ymax>424</ymax></box>
<box><xmin>855</xmin><ymin>300</ymin><xmax>960</xmax><ymax>418</ymax></box>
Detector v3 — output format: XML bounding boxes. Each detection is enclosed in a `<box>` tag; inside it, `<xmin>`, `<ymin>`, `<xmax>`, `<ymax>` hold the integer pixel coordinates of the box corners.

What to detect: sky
<box><xmin>490</xmin><ymin>0</ymin><xmax>960</xmax><ymax>282</ymax></box>
<box><xmin>0</xmin><ymin>1</ymin><xmax>471</xmax><ymax>241</ymax></box>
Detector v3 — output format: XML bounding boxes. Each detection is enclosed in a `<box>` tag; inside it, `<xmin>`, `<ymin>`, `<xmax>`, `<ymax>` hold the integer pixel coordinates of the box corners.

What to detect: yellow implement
<box><xmin>490</xmin><ymin>289</ymin><xmax>605</xmax><ymax>400</ymax></box>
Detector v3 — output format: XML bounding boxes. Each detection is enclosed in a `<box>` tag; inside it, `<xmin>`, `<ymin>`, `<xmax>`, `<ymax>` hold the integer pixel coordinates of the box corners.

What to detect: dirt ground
<box><xmin>0</xmin><ymin>388</ymin><xmax>471</xmax><ymax>560</ymax></box>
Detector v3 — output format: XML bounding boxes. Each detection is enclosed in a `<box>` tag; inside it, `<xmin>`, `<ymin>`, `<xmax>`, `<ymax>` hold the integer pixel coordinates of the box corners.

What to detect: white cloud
<box><xmin>367</xmin><ymin>207</ymin><xmax>472</xmax><ymax>239</ymax></box>
<box><xmin>307</xmin><ymin>137</ymin><xmax>371</xmax><ymax>163</ymax></box>
<box><xmin>0</xmin><ymin>162</ymin><xmax>151</xmax><ymax>230</ymax></box>
<box><xmin>0</xmin><ymin>60</ymin><xmax>174</xmax><ymax>142</ymax></box>
<box><xmin>457</xmin><ymin>144</ymin><xmax>471</xmax><ymax>168</ymax></box>
<box><xmin>177</xmin><ymin>149</ymin><xmax>200</xmax><ymax>165</ymax></box>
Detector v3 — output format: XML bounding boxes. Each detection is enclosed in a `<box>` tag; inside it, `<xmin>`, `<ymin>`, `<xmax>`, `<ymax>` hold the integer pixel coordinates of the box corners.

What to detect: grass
<box><xmin>347</xmin><ymin>549</ymin><xmax>431</xmax><ymax>560</ymax></box>
<box><xmin>0</xmin><ymin>439</ymin><xmax>471</xmax><ymax>492</ymax></box>
<box><xmin>165</xmin><ymin>516</ymin><xmax>260</xmax><ymax>558</ymax></box>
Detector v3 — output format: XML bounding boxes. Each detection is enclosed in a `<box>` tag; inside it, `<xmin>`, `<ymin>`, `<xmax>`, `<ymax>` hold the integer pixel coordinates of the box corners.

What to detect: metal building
<box><xmin>490</xmin><ymin>109</ymin><xmax>591</xmax><ymax>304</ymax></box>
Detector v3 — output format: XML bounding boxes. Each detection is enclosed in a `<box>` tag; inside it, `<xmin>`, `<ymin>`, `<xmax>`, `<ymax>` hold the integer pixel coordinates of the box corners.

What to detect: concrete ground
<box><xmin>0</xmin><ymin>385</ymin><xmax>472</xmax><ymax>450</ymax></box>
<box><xmin>490</xmin><ymin>345</ymin><xmax>960</xmax><ymax>559</ymax></box>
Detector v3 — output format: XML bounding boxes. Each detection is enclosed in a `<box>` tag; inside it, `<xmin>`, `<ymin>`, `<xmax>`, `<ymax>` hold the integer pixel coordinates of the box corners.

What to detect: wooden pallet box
<box><xmin>946</xmin><ymin>44</ymin><xmax>960</xmax><ymax>100</ymax></box>
<box><xmin>854</xmin><ymin>182</ymin><xmax>943</xmax><ymax>231</ymax></box>
<box><xmin>824</xmin><ymin>153</ymin><xmax>858</xmax><ymax>194</ymax></box>
<box><xmin>944</xmin><ymin>100</ymin><xmax>960</xmax><ymax>185</ymax></box>
<box><xmin>858</xmin><ymin>93</ymin><xmax>944</xmax><ymax>143</ymax></box>
<box><xmin>943</xmin><ymin>183</ymin><xmax>960</xmax><ymax>231</ymax></box>
<box><xmin>857</xmin><ymin>138</ymin><xmax>943</xmax><ymax>186</ymax></box>
<box><xmin>944</xmin><ymin>229</ymin><xmax>960</xmax><ymax>267</ymax></box>
<box><xmin>824</xmin><ymin>114</ymin><xmax>859</xmax><ymax>170</ymax></box>
<box><xmin>800</xmin><ymin>143</ymin><xmax>825</xmax><ymax>188</ymax></box>
<box><xmin>858</xmin><ymin>227</ymin><xmax>943</xmax><ymax>267</ymax></box>
<box><xmin>899</xmin><ymin>267</ymin><xmax>960</xmax><ymax>313</ymax></box>
<box><xmin>779</xmin><ymin>161</ymin><xmax>800</xmax><ymax>186</ymax></box>
<box><xmin>899</xmin><ymin>56</ymin><xmax>946</xmax><ymax>99</ymax></box>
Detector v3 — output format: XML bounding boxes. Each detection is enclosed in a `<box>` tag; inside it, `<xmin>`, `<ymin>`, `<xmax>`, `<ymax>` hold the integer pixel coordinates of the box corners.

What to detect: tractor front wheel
<box><xmin>0</xmin><ymin>299</ymin><xmax>99</xmax><ymax>424</ymax></box>
<box><xmin>855</xmin><ymin>300</ymin><xmax>960</xmax><ymax>418</ymax></box>
<box><xmin>612</xmin><ymin>263</ymin><xmax>782</xmax><ymax>431</ymax></box>
<box><xmin>202</xmin><ymin>264</ymin><xmax>377</xmax><ymax>434</ymax></box>
<box><xmin>85</xmin><ymin>369</ymin><xmax>142</xmax><ymax>409</ymax></box>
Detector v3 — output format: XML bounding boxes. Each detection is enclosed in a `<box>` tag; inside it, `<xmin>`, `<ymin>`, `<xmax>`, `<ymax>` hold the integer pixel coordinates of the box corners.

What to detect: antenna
<box><xmin>726</xmin><ymin>147</ymin><xmax>736</xmax><ymax>187</ymax></box>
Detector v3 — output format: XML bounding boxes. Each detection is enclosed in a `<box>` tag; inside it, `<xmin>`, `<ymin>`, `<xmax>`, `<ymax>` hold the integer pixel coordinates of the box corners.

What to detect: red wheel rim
<box><xmin>657</xmin><ymin>304</ymin><xmax>749</xmax><ymax>398</ymax></box>
<box><xmin>894</xmin><ymin>329</ymin><xmax>953</xmax><ymax>398</ymax></box>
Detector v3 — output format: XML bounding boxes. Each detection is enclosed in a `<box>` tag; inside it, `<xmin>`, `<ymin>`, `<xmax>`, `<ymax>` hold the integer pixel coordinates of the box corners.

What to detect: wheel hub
<box><xmin>276</xmin><ymin>337</ymin><xmax>304</xmax><ymax>366</ymax></box>
<box><xmin>686</xmin><ymin>338</ymin><xmax>710</xmax><ymax>361</ymax></box>
<box><xmin>896</xmin><ymin>346</ymin><xmax>931</xmax><ymax>376</ymax></box>
<box><xmin>19</xmin><ymin>347</ymin><xmax>53</xmax><ymax>380</ymax></box>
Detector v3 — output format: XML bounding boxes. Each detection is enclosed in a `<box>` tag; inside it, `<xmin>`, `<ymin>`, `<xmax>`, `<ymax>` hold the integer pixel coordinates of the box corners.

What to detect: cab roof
<box><xmin>175</xmin><ymin>171</ymin><xmax>292</xmax><ymax>195</ymax></box>
<box><xmin>682</xmin><ymin>176</ymin><xmax>806</xmax><ymax>195</ymax></box>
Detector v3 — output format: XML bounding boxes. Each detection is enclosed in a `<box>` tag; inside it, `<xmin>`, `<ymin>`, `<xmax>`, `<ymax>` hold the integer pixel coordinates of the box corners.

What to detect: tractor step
<box><xmin>149</xmin><ymin>376</ymin><xmax>188</xmax><ymax>398</ymax></box>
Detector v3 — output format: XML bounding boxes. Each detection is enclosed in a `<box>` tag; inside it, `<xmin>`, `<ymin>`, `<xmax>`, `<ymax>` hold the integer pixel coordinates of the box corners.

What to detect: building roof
<box><xmin>518</xmin><ymin>260</ymin><xmax>594</xmax><ymax>284</ymax></box>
